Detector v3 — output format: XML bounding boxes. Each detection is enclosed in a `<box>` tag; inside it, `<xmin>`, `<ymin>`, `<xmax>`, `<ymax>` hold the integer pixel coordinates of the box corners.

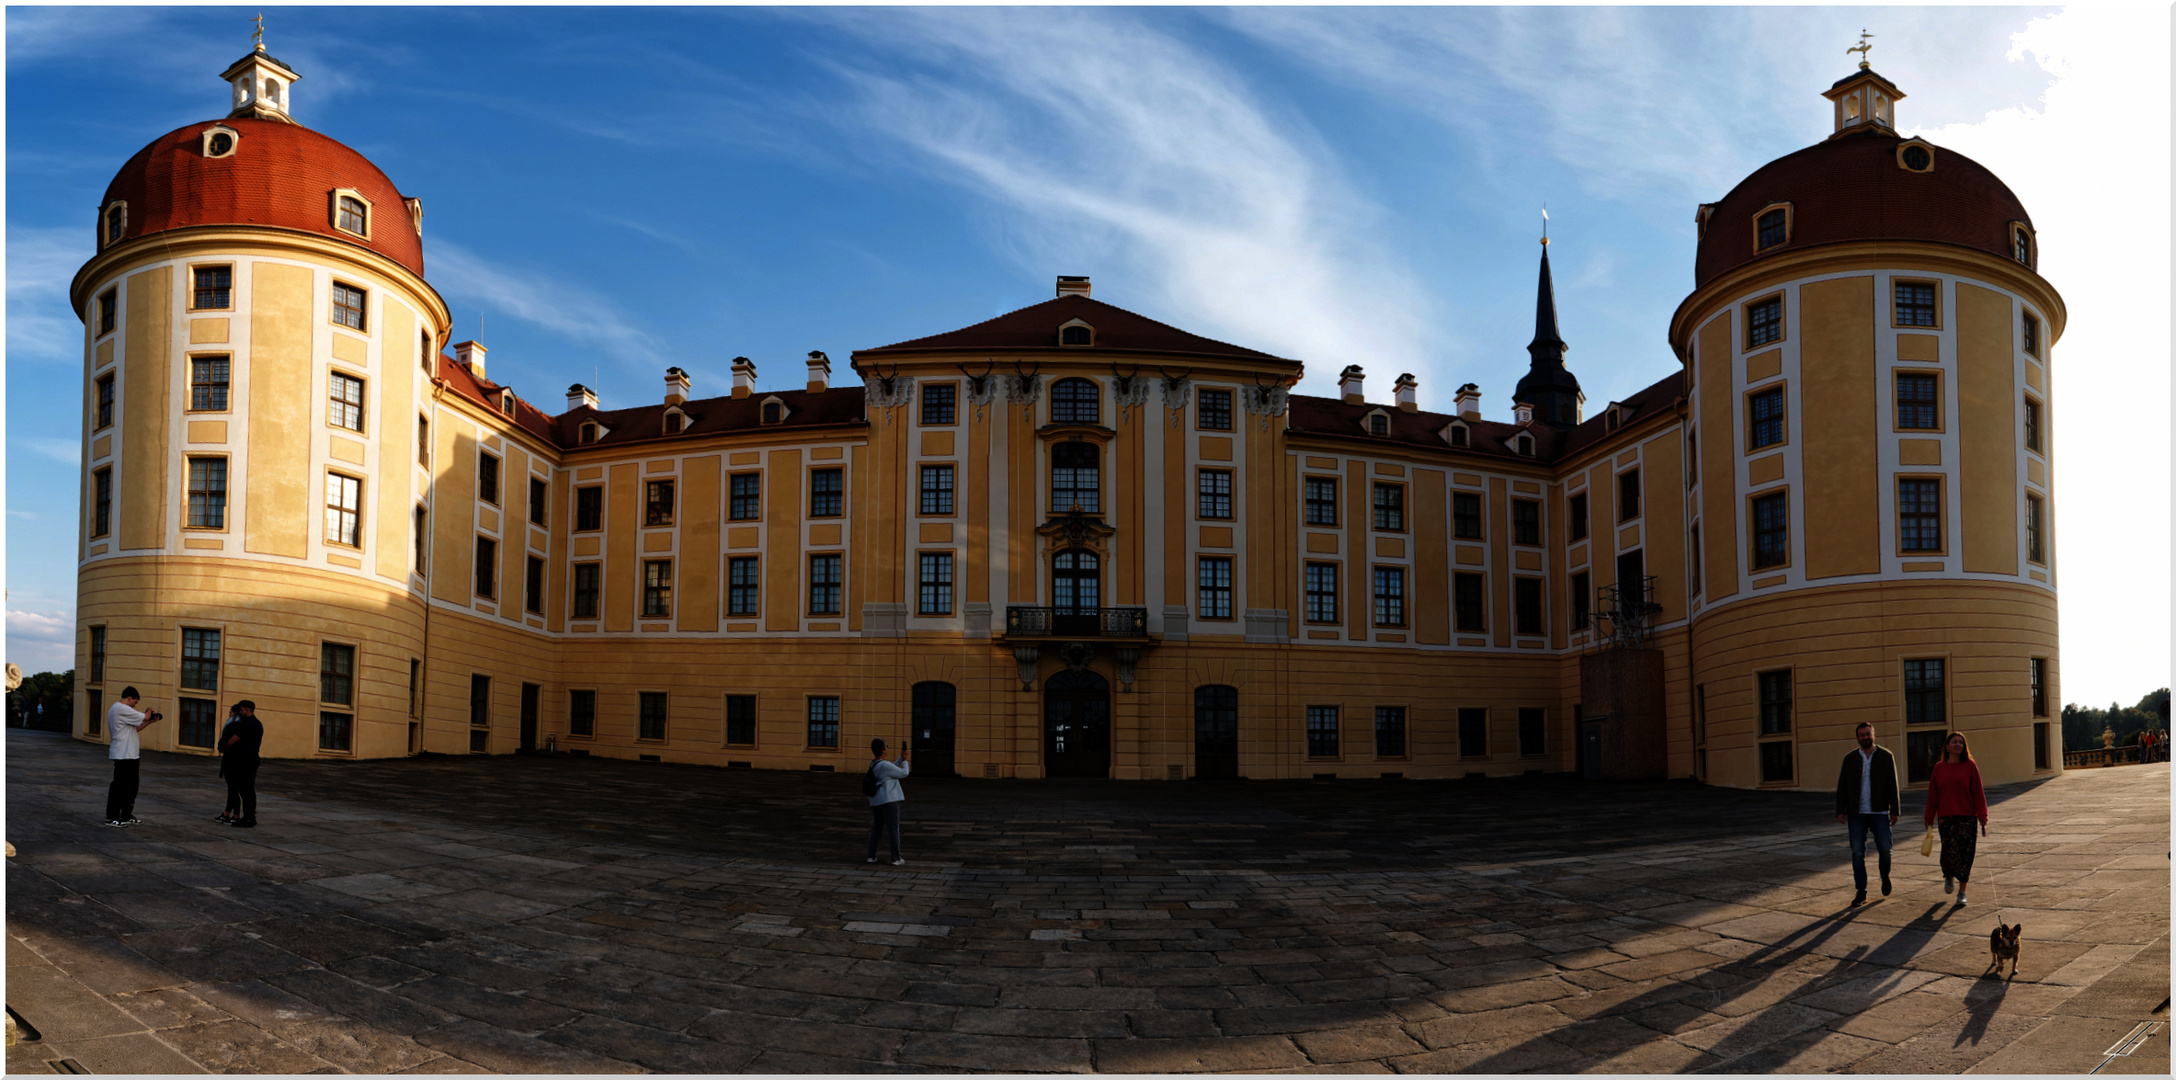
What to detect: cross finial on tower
<box><xmin>1847</xmin><ymin>29</ymin><xmax>1874</xmax><ymax>69</ymax></box>
<box><xmin>252</xmin><ymin>12</ymin><xmax>265</xmax><ymax>50</ymax></box>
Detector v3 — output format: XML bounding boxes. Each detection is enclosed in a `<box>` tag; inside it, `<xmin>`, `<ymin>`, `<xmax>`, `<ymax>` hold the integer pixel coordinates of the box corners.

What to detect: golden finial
<box><xmin>1540</xmin><ymin>204</ymin><xmax>1550</xmax><ymax>246</ymax></box>
<box><xmin>1847</xmin><ymin>29</ymin><xmax>1874</xmax><ymax>70</ymax></box>
<box><xmin>252</xmin><ymin>12</ymin><xmax>265</xmax><ymax>51</ymax></box>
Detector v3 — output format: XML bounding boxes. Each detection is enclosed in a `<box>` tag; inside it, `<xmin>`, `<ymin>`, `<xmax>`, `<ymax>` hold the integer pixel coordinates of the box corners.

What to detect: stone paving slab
<box><xmin>5</xmin><ymin>730</ymin><xmax>2167</xmax><ymax>1073</ymax></box>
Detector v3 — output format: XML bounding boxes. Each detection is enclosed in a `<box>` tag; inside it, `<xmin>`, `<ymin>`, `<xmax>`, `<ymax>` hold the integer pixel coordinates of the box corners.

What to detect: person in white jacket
<box><xmin>104</xmin><ymin>687</ymin><xmax>162</xmax><ymax>827</ymax></box>
<box><xmin>864</xmin><ymin>737</ymin><xmax>910</xmax><ymax>866</ymax></box>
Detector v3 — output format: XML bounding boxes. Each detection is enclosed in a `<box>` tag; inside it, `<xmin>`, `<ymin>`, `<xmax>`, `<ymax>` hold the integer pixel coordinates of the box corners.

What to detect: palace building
<box><xmin>71</xmin><ymin>47</ymin><xmax>2064</xmax><ymax>790</ymax></box>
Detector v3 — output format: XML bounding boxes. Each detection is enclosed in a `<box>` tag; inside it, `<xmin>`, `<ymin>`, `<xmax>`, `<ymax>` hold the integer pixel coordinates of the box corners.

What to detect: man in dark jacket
<box><xmin>220</xmin><ymin>700</ymin><xmax>265</xmax><ymax>828</ymax></box>
<box><xmin>1834</xmin><ymin>722</ymin><xmax>1901</xmax><ymax>907</ymax></box>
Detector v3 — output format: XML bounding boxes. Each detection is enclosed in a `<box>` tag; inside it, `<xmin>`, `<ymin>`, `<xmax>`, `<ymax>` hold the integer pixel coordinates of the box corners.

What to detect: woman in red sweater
<box><xmin>1923</xmin><ymin>731</ymin><xmax>1990</xmax><ymax>906</ymax></box>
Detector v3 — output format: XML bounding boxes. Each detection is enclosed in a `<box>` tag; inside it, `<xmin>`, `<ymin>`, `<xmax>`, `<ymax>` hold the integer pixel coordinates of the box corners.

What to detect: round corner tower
<box><xmin>1669</xmin><ymin>65</ymin><xmax>2062</xmax><ymax>791</ymax></box>
<box><xmin>70</xmin><ymin>44</ymin><xmax>449</xmax><ymax>759</ymax></box>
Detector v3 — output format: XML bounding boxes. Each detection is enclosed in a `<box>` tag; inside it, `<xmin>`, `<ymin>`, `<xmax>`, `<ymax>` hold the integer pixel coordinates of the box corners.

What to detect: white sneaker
<box><xmin>865</xmin><ymin>857</ymin><xmax>877</xmax><ymax>864</ymax></box>
<box><xmin>1955</xmin><ymin>896</ymin><xmax>1968</xmax><ymax>907</ymax></box>
<box><xmin>890</xmin><ymin>858</ymin><xmax>906</xmax><ymax>866</ymax></box>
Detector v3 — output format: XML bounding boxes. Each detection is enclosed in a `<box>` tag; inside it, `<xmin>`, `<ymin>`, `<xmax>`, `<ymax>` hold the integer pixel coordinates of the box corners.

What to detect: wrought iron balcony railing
<box><xmin>1003</xmin><ymin>606</ymin><xmax>1149</xmax><ymax>638</ymax></box>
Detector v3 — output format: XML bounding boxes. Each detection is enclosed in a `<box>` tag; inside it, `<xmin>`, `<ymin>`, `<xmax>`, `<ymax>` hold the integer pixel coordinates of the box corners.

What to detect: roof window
<box><xmin>102</xmin><ymin>201</ymin><xmax>127</xmax><ymax>247</ymax></box>
<box><xmin>1897</xmin><ymin>141</ymin><xmax>1934</xmax><ymax>173</ymax></box>
<box><xmin>332</xmin><ymin>190</ymin><xmax>372</xmax><ymax>239</ymax></box>
<box><xmin>1059</xmin><ymin>318</ymin><xmax>1094</xmax><ymax>347</ymax></box>
<box><xmin>201</xmin><ymin>125</ymin><xmax>239</xmax><ymax>159</ymax></box>
<box><xmin>1754</xmin><ymin>203</ymin><xmax>1792</xmax><ymax>251</ymax></box>
<box><xmin>579</xmin><ymin>422</ymin><xmax>601</xmax><ymax>445</ymax></box>
<box><xmin>760</xmin><ymin>396</ymin><xmax>787</xmax><ymax>425</ymax></box>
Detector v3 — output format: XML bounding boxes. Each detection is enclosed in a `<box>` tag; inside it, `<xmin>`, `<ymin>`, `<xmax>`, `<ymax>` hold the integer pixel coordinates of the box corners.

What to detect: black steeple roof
<box><xmin>1514</xmin><ymin>244</ymin><xmax>1583</xmax><ymax>428</ymax></box>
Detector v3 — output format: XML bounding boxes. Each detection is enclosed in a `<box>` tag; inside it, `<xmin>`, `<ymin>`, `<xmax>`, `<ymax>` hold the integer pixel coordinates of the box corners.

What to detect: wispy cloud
<box><xmin>7</xmin><ymin>225</ymin><xmax>91</xmax><ymax>363</ymax></box>
<box><xmin>811</xmin><ymin>8</ymin><xmax>1432</xmax><ymax>387</ymax></box>
<box><xmin>6</xmin><ymin>608</ymin><xmax>76</xmax><ymax>674</ymax></box>
<box><xmin>1911</xmin><ymin>5</ymin><xmax>2170</xmax><ymax>708</ymax></box>
<box><xmin>426</xmin><ymin>237</ymin><xmax>666</xmax><ymax>372</ymax></box>
<box><xmin>16</xmin><ymin>437</ymin><xmax>83</xmax><ymax>466</ymax></box>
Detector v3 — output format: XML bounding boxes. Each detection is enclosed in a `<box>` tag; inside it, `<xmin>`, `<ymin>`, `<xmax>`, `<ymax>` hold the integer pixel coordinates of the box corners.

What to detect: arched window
<box><xmin>265</xmin><ymin>79</ymin><xmax>281</xmax><ymax>104</ymax></box>
<box><xmin>1050</xmin><ymin>378</ymin><xmax>1099</xmax><ymax>424</ymax></box>
<box><xmin>1053</xmin><ymin>549</ymin><xmax>1100</xmax><ymax>611</ymax></box>
<box><xmin>337</xmin><ymin>195</ymin><xmax>368</xmax><ymax>236</ymax></box>
<box><xmin>1051</xmin><ymin>440</ymin><xmax>1100</xmax><ymax>513</ymax></box>
<box><xmin>1756</xmin><ymin>208</ymin><xmax>1787</xmax><ymax>250</ymax></box>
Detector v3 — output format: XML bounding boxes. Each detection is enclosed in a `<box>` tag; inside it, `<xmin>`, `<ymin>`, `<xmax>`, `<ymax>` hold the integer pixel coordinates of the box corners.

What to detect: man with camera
<box><xmin>104</xmin><ymin>687</ymin><xmax>162</xmax><ymax>827</ymax></box>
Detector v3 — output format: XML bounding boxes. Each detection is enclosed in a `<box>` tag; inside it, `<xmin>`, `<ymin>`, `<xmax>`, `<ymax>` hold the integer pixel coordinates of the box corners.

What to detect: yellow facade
<box><xmin>71</xmin><ymin>64</ymin><xmax>2065</xmax><ymax>791</ymax></box>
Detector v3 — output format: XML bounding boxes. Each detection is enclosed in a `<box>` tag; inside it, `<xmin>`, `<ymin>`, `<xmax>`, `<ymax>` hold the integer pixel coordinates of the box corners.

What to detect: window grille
<box><xmin>917</xmin><ymin>466</ymin><xmax>951</xmax><ymax>516</ymax></box>
<box><xmin>1896</xmin><ymin>373</ymin><xmax>1939</xmax><ymax>429</ymax></box>
<box><xmin>1050</xmin><ymin>378</ymin><xmax>1099</xmax><ymax>424</ymax></box>
<box><xmin>921</xmin><ymin>383</ymin><xmax>956</xmax><ymax>425</ymax></box>
<box><xmin>1304</xmin><ymin>563</ymin><xmax>1338</xmax><ymax>623</ymax></box>
<box><xmin>1373</xmin><ymin>484</ymin><xmax>1404</xmax><ymax>531</ymax></box>
<box><xmin>642</xmin><ymin>560</ymin><xmax>673</xmax><ymax>618</ymax></box>
<box><xmin>809</xmin><ymin>554</ymin><xmax>843</xmax><ymax>615</ymax></box>
<box><xmin>813</xmin><ymin>468</ymin><xmax>846</xmax><ymax>516</ymax></box>
<box><xmin>1899</xmin><ymin>479</ymin><xmax>1941</xmax><ymax>553</ymax></box>
<box><xmin>1306</xmin><ymin>706</ymin><xmax>1339</xmax><ymax>758</ymax></box>
<box><xmin>639</xmin><ymin>692</ymin><xmax>668</xmax><ymax>741</ymax></box>
<box><xmin>1752</xmin><ymin>491</ymin><xmax>1789</xmax><ymax>569</ymax></box>
<box><xmin>193</xmin><ymin>267</ymin><xmax>231</xmax><ymax>310</ymax></box>
<box><xmin>329</xmin><ymin>373</ymin><xmax>365</xmax><ymax>431</ymax></box>
<box><xmin>324</xmin><ymin>472</ymin><xmax>361</xmax><ymax>546</ymax></box>
<box><xmin>1375</xmin><ymin>706</ymin><xmax>1407</xmax><ymax>758</ymax></box>
<box><xmin>728</xmin><ymin>557</ymin><xmax>759</xmax><ymax>616</ymax></box>
<box><xmin>1894</xmin><ymin>281</ymin><xmax>1937</xmax><ymax>327</ymax></box>
<box><xmin>1197</xmin><ymin>389</ymin><xmax>1232</xmax><ymax>431</ymax></box>
<box><xmin>332</xmin><ymin>283</ymin><xmax>367</xmax><ymax>330</ymax></box>
<box><xmin>1198</xmin><ymin>556</ymin><xmax>1233</xmax><ymax>619</ymax></box>
<box><xmin>1749</xmin><ymin>387</ymin><xmax>1785</xmax><ymax>448</ymax></box>
<box><xmin>1374</xmin><ymin>567</ymin><xmax>1405</xmax><ymax>627</ymax></box>
<box><xmin>1197</xmin><ymin>470</ymin><xmax>1232</xmax><ymax>520</ymax></box>
<box><xmin>729</xmin><ymin>474</ymin><xmax>761</xmax><ymax>520</ymax></box>
<box><xmin>1304</xmin><ymin>477</ymin><xmax>1338</xmax><ymax>526</ymax></box>
<box><xmin>1747</xmin><ymin>297</ymin><xmax>1782</xmax><ymax>347</ymax></box>
<box><xmin>188</xmin><ymin>458</ymin><xmax>228</xmax><ymax>529</ymax></box>
<box><xmin>1051</xmin><ymin>442</ymin><xmax>1099</xmax><ymax>513</ymax></box>
<box><xmin>920</xmin><ymin>553</ymin><xmax>954</xmax><ymax>616</ymax></box>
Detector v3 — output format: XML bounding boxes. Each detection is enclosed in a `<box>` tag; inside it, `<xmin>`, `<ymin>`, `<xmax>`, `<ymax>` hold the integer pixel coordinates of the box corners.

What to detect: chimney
<box><xmin>1514</xmin><ymin>401</ymin><xmax>1536</xmax><ymax>426</ymax></box>
<box><xmin>806</xmin><ymin>350</ymin><xmax>831</xmax><ymax>393</ymax></box>
<box><xmin>1055</xmin><ymin>275</ymin><xmax>1091</xmax><ymax>298</ymax></box>
<box><xmin>1454</xmin><ymin>382</ymin><xmax>1482</xmax><ymax>421</ymax></box>
<box><xmin>731</xmin><ymin>357</ymin><xmax>757</xmax><ymax>399</ymax></box>
<box><xmin>664</xmin><ymin>366</ymin><xmax>691</xmax><ymax>406</ymax></box>
<box><xmin>1393</xmin><ymin>373</ymin><xmax>1419</xmax><ymax>413</ymax></box>
<box><xmin>1339</xmin><ymin>364</ymin><xmax>1366</xmax><ymax>405</ymax></box>
<box><xmin>566</xmin><ymin>383</ymin><xmax>598</xmax><ymax>411</ymax></box>
<box><xmin>452</xmin><ymin>340</ymin><xmax>487</xmax><ymax>380</ymax></box>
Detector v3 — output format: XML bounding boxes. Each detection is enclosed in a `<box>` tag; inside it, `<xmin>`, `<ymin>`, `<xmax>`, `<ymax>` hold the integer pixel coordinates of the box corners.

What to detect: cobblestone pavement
<box><xmin>6</xmin><ymin>730</ymin><xmax>2167</xmax><ymax>1073</ymax></box>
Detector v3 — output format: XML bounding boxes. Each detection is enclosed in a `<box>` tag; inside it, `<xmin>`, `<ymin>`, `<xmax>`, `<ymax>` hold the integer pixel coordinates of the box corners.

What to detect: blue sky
<box><xmin>6</xmin><ymin>6</ymin><xmax>2168</xmax><ymax>708</ymax></box>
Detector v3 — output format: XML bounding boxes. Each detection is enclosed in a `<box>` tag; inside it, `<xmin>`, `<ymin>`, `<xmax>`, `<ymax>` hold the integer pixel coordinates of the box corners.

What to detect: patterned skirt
<box><xmin>1938</xmin><ymin>815</ymin><xmax>1979</xmax><ymax>883</ymax></box>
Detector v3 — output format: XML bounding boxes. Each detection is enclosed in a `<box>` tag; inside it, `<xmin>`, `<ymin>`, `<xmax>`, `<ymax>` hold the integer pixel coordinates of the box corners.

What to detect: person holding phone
<box><xmin>864</xmin><ymin>737</ymin><xmax>911</xmax><ymax>866</ymax></box>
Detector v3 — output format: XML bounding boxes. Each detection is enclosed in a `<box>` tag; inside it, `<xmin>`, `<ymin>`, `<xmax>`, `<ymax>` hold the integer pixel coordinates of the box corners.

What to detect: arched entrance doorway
<box><xmin>1044</xmin><ymin>668</ymin><xmax>1111</xmax><ymax>778</ymax></box>
<box><xmin>1194</xmin><ymin>685</ymin><xmax>1238</xmax><ymax>779</ymax></box>
<box><xmin>911</xmin><ymin>681</ymin><xmax>956</xmax><ymax>779</ymax></box>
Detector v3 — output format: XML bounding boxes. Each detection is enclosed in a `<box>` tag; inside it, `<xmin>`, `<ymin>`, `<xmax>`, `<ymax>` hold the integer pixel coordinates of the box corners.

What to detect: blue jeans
<box><xmin>1846</xmin><ymin>814</ymin><xmax>1893</xmax><ymax>894</ymax></box>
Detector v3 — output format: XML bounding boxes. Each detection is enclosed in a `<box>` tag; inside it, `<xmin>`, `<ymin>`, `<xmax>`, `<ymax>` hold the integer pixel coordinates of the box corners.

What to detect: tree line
<box><xmin>2061</xmin><ymin>688</ymin><xmax>2169</xmax><ymax>753</ymax></box>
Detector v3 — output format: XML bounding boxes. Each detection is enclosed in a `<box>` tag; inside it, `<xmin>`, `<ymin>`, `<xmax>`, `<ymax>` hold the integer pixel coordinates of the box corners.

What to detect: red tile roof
<box><xmin>1285</xmin><ymin>370</ymin><xmax>1684</xmax><ymax>464</ymax></box>
<box><xmin>437</xmin><ymin>355</ymin><xmax>561</xmax><ymax>444</ymax></box>
<box><xmin>100</xmin><ymin>117</ymin><xmax>423</xmax><ymax>277</ymax></box>
<box><xmin>1695</xmin><ymin>129</ymin><xmax>2032</xmax><ymax>288</ymax></box>
<box><xmin>854</xmin><ymin>294</ymin><xmax>1288</xmax><ymax>363</ymax></box>
<box><xmin>549</xmin><ymin>386</ymin><xmax>868</xmax><ymax>451</ymax></box>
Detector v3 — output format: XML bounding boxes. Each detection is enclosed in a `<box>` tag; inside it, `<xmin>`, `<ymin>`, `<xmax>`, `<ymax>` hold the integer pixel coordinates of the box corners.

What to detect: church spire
<box><xmin>1513</xmin><ymin>220</ymin><xmax>1584</xmax><ymax>428</ymax></box>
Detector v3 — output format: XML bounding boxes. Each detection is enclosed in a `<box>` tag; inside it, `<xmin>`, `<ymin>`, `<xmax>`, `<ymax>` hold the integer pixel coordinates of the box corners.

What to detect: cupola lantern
<box><xmin>1823</xmin><ymin>33</ymin><xmax>1902</xmax><ymax>138</ymax></box>
<box><xmin>221</xmin><ymin>35</ymin><xmax>301</xmax><ymax>125</ymax></box>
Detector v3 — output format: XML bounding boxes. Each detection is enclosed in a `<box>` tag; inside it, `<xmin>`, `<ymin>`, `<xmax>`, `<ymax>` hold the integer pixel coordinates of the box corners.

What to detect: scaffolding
<box><xmin>1595</xmin><ymin>575</ymin><xmax>1662</xmax><ymax>651</ymax></box>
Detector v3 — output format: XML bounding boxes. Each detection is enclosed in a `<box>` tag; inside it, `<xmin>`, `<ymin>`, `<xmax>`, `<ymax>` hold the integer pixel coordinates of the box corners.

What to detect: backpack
<box><xmin>862</xmin><ymin>761</ymin><xmax>881</xmax><ymax>797</ymax></box>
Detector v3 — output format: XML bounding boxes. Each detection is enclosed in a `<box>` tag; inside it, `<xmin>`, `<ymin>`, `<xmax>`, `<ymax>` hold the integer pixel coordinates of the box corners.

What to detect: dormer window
<box><xmin>579</xmin><ymin>422</ymin><xmax>601</xmax><ymax>445</ymax></box>
<box><xmin>1694</xmin><ymin>204</ymin><xmax>1715</xmax><ymax>241</ymax></box>
<box><xmin>1446</xmin><ymin>423</ymin><xmax>1469</xmax><ymax>448</ymax></box>
<box><xmin>102</xmin><ymin>201</ymin><xmax>127</xmax><ymax>247</ymax></box>
<box><xmin>1898</xmin><ymin>141</ymin><xmax>1934</xmax><ymax>173</ymax></box>
<box><xmin>332</xmin><ymin>191</ymin><xmax>371</xmax><ymax>239</ymax></box>
<box><xmin>760</xmin><ymin>397</ymin><xmax>786</xmax><ymax>425</ymax></box>
<box><xmin>1516</xmin><ymin>434</ymin><xmax>1534</xmax><ymax>456</ymax></box>
<box><xmin>1058</xmin><ymin>318</ymin><xmax>1094</xmax><ymax>347</ymax></box>
<box><xmin>1755</xmin><ymin>204</ymin><xmax>1791</xmax><ymax>251</ymax></box>
<box><xmin>2012</xmin><ymin>226</ymin><xmax>2033</xmax><ymax>268</ymax></box>
<box><xmin>1366</xmin><ymin>411</ymin><xmax>1390</xmax><ymax>436</ymax></box>
<box><xmin>201</xmin><ymin>125</ymin><xmax>239</xmax><ymax>159</ymax></box>
<box><xmin>498</xmin><ymin>390</ymin><xmax>516</xmax><ymax>416</ymax></box>
<box><xmin>1605</xmin><ymin>407</ymin><xmax>1621</xmax><ymax>431</ymax></box>
<box><xmin>664</xmin><ymin>410</ymin><xmax>686</xmax><ymax>435</ymax></box>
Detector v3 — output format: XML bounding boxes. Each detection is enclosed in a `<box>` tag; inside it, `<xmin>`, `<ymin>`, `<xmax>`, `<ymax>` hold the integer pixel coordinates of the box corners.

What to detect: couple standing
<box><xmin>1834</xmin><ymin>722</ymin><xmax>1989</xmax><ymax>908</ymax></box>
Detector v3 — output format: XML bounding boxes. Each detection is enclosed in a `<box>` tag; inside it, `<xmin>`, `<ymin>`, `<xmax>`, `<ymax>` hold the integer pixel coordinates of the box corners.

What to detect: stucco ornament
<box><xmin>1242</xmin><ymin>383</ymin><xmax>1290</xmax><ymax>430</ymax></box>
<box><xmin>1112</xmin><ymin>368</ymin><xmax>1151</xmax><ymax>423</ymax></box>
<box><xmin>1005</xmin><ymin>369</ymin><xmax>1043</xmax><ymax>423</ymax></box>
<box><xmin>1159</xmin><ymin>373</ymin><xmax>1192</xmax><ymax>428</ymax></box>
<box><xmin>866</xmin><ymin>371</ymin><xmax>915</xmax><ymax>424</ymax></box>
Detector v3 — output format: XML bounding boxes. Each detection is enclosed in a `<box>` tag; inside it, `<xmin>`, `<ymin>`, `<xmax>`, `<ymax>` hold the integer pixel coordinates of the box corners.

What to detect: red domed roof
<box><xmin>1694</xmin><ymin>129</ymin><xmax>2032</xmax><ymax>289</ymax></box>
<box><xmin>98</xmin><ymin>117</ymin><xmax>422</xmax><ymax>276</ymax></box>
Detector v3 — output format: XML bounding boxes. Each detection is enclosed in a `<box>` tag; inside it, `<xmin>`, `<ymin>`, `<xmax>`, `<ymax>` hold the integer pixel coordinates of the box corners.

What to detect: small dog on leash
<box><xmin>1986</xmin><ymin>922</ymin><xmax>2022</xmax><ymax>979</ymax></box>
